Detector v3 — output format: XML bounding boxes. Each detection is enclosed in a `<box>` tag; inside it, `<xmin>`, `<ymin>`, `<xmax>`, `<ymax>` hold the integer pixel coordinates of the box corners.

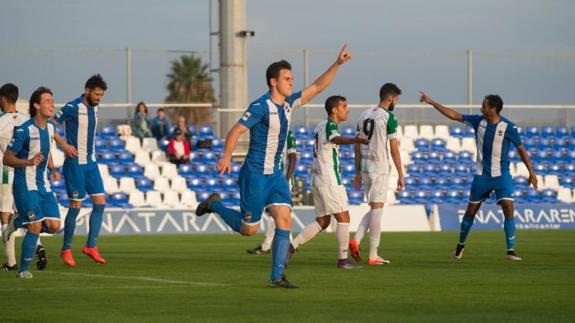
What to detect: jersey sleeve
<box><xmin>238</xmin><ymin>102</ymin><xmax>265</xmax><ymax>129</ymax></box>
<box><xmin>326</xmin><ymin>120</ymin><xmax>341</xmax><ymax>142</ymax></box>
<box><xmin>54</xmin><ymin>103</ymin><xmax>74</xmax><ymax>123</ymax></box>
<box><xmin>387</xmin><ymin>113</ymin><xmax>398</xmax><ymax>139</ymax></box>
<box><xmin>286</xmin><ymin>91</ymin><xmax>302</xmax><ymax>110</ymax></box>
<box><xmin>6</xmin><ymin>127</ymin><xmax>26</xmax><ymax>154</ymax></box>
<box><xmin>506</xmin><ymin>124</ymin><xmax>522</xmax><ymax>148</ymax></box>
<box><xmin>461</xmin><ymin>114</ymin><xmax>482</xmax><ymax>130</ymax></box>
<box><xmin>286</xmin><ymin>130</ymin><xmax>296</xmax><ymax>155</ymax></box>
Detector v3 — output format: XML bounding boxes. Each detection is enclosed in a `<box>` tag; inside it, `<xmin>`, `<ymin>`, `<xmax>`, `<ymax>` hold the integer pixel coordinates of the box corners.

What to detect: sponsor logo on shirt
<box><xmin>498</xmin><ymin>130</ymin><xmax>504</xmax><ymax>136</ymax></box>
<box><xmin>241</xmin><ymin>111</ymin><xmax>251</xmax><ymax>121</ymax></box>
<box><xmin>30</xmin><ymin>136</ymin><xmax>40</xmax><ymax>141</ymax></box>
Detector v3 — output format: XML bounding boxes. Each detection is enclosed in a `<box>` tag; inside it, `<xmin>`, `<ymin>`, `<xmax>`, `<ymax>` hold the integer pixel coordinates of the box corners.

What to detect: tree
<box><xmin>165</xmin><ymin>54</ymin><xmax>215</xmax><ymax>125</ymax></box>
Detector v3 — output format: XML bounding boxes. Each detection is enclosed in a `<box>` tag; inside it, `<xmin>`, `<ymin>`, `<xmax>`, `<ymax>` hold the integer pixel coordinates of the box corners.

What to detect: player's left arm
<box><xmin>300</xmin><ymin>44</ymin><xmax>352</xmax><ymax>105</ymax></box>
<box><xmin>217</xmin><ymin>123</ymin><xmax>249</xmax><ymax>175</ymax></box>
<box><xmin>47</xmin><ymin>153</ymin><xmax>61</xmax><ymax>181</ymax></box>
<box><xmin>517</xmin><ymin>145</ymin><xmax>537</xmax><ymax>190</ymax></box>
<box><xmin>389</xmin><ymin>138</ymin><xmax>405</xmax><ymax>192</ymax></box>
<box><xmin>285</xmin><ymin>152</ymin><xmax>297</xmax><ymax>182</ymax></box>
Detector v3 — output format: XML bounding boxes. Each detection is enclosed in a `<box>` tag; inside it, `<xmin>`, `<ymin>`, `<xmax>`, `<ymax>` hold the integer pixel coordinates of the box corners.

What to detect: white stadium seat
<box><xmin>163</xmin><ymin>191</ymin><xmax>182</xmax><ymax>208</ymax></box>
<box><xmin>446</xmin><ymin>137</ymin><xmax>462</xmax><ymax>152</ymax></box>
<box><xmin>461</xmin><ymin>138</ymin><xmax>476</xmax><ymax>153</ymax></box>
<box><xmin>399</xmin><ymin>138</ymin><xmax>415</xmax><ymax>153</ymax></box>
<box><xmin>142</xmin><ymin>138</ymin><xmax>159</xmax><ymax>152</ymax></box>
<box><xmin>144</xmin><ymin>164</ymin><xmax>161</xmax><ymax>181</ymax></box>
<box><xmin>161</xmin><ymin>163</ymin><xmax>179</xmax><ymax>179</ymax></box>
<box><xmin>52</xmin><ymin>148</ymin><xmax>65</xmax><ymax>168</ymax></box>
<box><xmin>119</xmin><ymin>177</ymin><xmax>137</xmax><ymax>194</ymax></box>
<box><xmin>129</xmin><ymin>190</ymin><xmax>147</xmax><ymax>207</ymax></box>
<box><xmin>181</xmin><ymin>190</ymin><xmax>198</xmax><ymax>208</ymax></box>
<box><xmin>153</xmin><ymin>177</ymin><xmax>171</xmax><ymax>193</ymax></box>
<box><xmin>419</xmin><ymin>125</ymin><xmax>434</xmax><ymax>140</ymax></box>
<box><xmin>403</xmin><ymin>125</ymin><xmax>418</xmax><ymax>140</ymax></box>
<box><xmin>151</xmin><ymin>150</ymin><xmax>167</xmax><ymax>163</ymax></box>
<box><xmin>104</xmin><ymin>177</ymin><xmax>119</xmax><ymax>193</ymax></box>
<box><xmin>434</xmin><ymin>125</ymin><xmax>450</xmax><ymax>140</ymax></box>
<box><xmin>171</xmin><ymin>176</ymin><xmax>188</xmax><ymax>193</ymax></box>
<box><xmin>124</xmin><ymin>136</ymin><xmax>141</xmax><ymax>154</ymax></box>
<box><xmin>134</xmin><ymin>151</ymin><xmax>151</xmax><ymax>166</ymax></box>
<box><xmin>544</xmin><ymin>175</ymin><xmax>560</xmax><ymax>190</ymax></box>
<box><xmin>146</xmin><ymin>191</ymin><xmax>164</xmax><ymax>207</ymax></box>
<box><xmin>557</xmin><ymin>188</ymin><xmax>573</xmax><ymax>203</ymax></box>
<box><xmin>515</xmin><ymin>163</ymin><xmax>530</xmax><ymax>177</ymax></box>
<box><xmin>98</xmin><ymin>164</ymin><xmax>110</xmax><ymax>179</ymax></box>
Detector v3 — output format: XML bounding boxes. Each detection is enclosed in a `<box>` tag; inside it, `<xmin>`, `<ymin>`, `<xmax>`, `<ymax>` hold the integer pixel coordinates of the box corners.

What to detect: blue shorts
<box><xmin>238</xmin><ymin>165</ymin><xmax>292</xmax><ymax>225</ymax></box>
<box><xmin>469</xmin><ymin>174</ymin><xmax>514</xmax><ymax>204</ymax></box>
<box><xmin>63</xmin><ymin>159</ymin><xmax>105</xmax><ymax>201</ymax></box>
<box><xmin>13</xmin><ymin>188</ymin><xmax>60</xmax><ymax>227</ymax></box>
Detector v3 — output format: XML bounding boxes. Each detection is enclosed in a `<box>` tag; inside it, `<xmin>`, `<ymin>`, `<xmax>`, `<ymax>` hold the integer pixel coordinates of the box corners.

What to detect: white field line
<box><xmin>0</xmin><ymin>285</ymin><xmax>178</xmax><ymax>292</ymax></box>
<box><xmin>41</xmin><ymin>271</ymin><xmax>229</xmax><ymax>287</ymax></box>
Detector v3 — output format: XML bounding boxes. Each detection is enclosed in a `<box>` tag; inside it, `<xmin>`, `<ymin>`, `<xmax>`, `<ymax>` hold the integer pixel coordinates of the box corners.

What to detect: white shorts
<box><xmin>0</xmin><ymin>184</ymin><xmax>14</xmax><ymax>213</ymax></box>
<box><xmin>361</xmin><ymin>172</ymin><xmax>389</xmax><ymax>204</ymax></box>
<box><xmin>311</xmin><ymin>184</ymin><xmax>349</xmax><ymax>217</ymax></box>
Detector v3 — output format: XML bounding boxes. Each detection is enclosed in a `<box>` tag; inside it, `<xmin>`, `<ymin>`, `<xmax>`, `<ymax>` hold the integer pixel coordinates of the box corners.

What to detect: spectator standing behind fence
<box><xmin>151</xmin><ymin>108</ymin><xmax>170</xmax><ymax>140</ymax></box>
<box><xmin>131</xmin><ymin>102</ymin><xmax>153</xmax><ymax>139</ymax></box>
<box><xmin>167</xmin><ymin>128</ymin><xmax>191</xmax><ymax>165</ymax></box>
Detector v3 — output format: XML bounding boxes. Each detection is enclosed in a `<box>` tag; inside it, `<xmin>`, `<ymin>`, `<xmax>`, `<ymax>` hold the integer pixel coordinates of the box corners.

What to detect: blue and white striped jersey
<box><xmin>463</xmin><ymin>115</ymin><xmax>522</xmax><ymax>177</ymax></box>
<box><xmin>7</xmin><ymin>119</ymin><xmax>55</xmax><ymax>192</ymax></box>
<box><xmin>54</xmin><ymin>95</ymin><xmax>98</xmax><ymax>164</ymax></box>
<box><xmin>239</xmin><ymin>91</ymin><xmax>302</xmax><ymax>175</ymax></box>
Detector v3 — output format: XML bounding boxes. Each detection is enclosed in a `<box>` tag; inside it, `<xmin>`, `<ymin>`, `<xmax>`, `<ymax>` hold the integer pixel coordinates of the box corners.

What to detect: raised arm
<box><xmin>419</xmin><ymin>91</ymin><xmax>463</xmax><ymax>122</ymax></box>
<box><xmin>517</xmin><ymin>145</ymin><xmax>538</xmax><ymax>190</ymax></box>
<box><xmin>301</xmin><ymin>44</ymin><xmax>352</xmax><ymax>105</ymax></box>
<box><xmin>217</xmin><ymin>123</ymin><xmax>249</xmax><ymax>175</ymax></box>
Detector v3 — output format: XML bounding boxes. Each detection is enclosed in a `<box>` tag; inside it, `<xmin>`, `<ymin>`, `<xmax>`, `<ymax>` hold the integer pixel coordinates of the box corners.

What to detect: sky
<box><xmin>1</xmin><ymin>0</ymin><xmax>574</xmax><ymax>109</ymax></box>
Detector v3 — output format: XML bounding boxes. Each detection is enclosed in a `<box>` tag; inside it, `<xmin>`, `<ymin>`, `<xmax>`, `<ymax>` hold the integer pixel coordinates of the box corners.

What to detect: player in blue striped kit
<box><xmin>53</xmin><ymin>74</ymin><xmax>108</xmax><ymax>267</ymax></box>
<box><xmin>419</xmin><ymin>91</ymin><xmax>538</xmax><ymax>260</ymax></box>
<box><xmin>196</xmin><ymin>45</ymin><xmax>352</xmax><ymax>288</ymax></box>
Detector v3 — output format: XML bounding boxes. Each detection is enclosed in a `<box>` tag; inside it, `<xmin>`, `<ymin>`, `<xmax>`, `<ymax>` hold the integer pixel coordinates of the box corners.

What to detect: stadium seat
<box><xmin>294</xmin><ymin>164</ymin><xmax>308</xmax><ymax>178</ymax></box>
<box><xmin>397</xmin><ymin>191</ymin><xmax>413</xmax><ymax>204</ymax></box>
<box><xmin>118</xmin><ymin>151</ymin><xmax>134</xmax><ymax>164</ymax></box>
<box><xmin>419</xmin><ymin>125</ymin><xmax>434</xmax><ymax>140</ymax></box>
<box><xmin>348</xmin><ymin>190</ymin><xmax>364</xmax><ymax>205</ymax></box>
<box><xmin>541</xmin><ymin>189</ymin><xmax>558</xmax><ymax>203</ymax></box>
<box><xmin>205</xmin><ymin>178</ymin><xmax>221</xmax><ymax>191</ymax></box>
<box><xmin>99</xmin><ymin>124</ymin><xmax>116</xmax><ymax>138</ymax></box>
<box><xmin>108</xmin><ymin>138</ymin><xmax>124</xmax><ymax>151</ymax></box>
<box><xmin>119</xmin><ymin>177</ymin><xmax>137</xmax><ymax>194</ymax></box>
<box><xmin>163</xmin><ymin>191</ymin><xmax>182</xmax><ymax>208</ymax></box>
<box><xmin>111</xmin><ymin>192</ymin><xmax>129</xmax><ymax>207</ymax></box>
<box><xmin>525</xmin><ymin>126</ymin><xmax>539</xmax><ymax>138</ymax></box>
<box><xmin>341</xmin><ymin>125</ymin><xmax>356</xmax><ymax>137</ymax></box>
<box><xmin>187</xmin><ymin>178</ymin><xmax>203</xmax><ymax>191</ymax></box>
<box><xmin>109</xmin><ymin>164</ymin><xmax>126</xmax><ymax>178</ymax></box>
<box><xmin>128</xmin><ymin>190</ymin><xmax>147</xmax><ymax>207</ymax></box>
<box><xmin>146</xmin><ymin>191</ymin><xmax>163</xmax><ymax>208</ymax></box>
<box><xmin>464</xmin><ymin>126</ymin><xmax>475</xmax><ymax>137</ymax></box>
<box><xmin>198</xmin><ymin>125</ymin><xmax>215</xmax><ymax>138</ymax></box>
<box><xmin>127</xmin><ymin>164</ymin><xmax>144</xmax><ymax>177</ymax></box>
<box><xmin>153</xmin><ymin>177</ymin><xmax>171</xmax><ymax>193</ymax></box>
<box><xmin>177</xmin><ymin>163</ymin><xmax>193</xmax><ymax>177</ymax></box>
<box><xmin>171</xmin><ymin>176</ymin><xmax>188</xmax><ymax>193</ymax></box>
<box><xmin>556</xmin><ymin>126</ymin><xmax>570</xmax><ymax>138</ymax></box>
<box><xmin>399</xmin><ymin>138</ymin><xmax>415</xmax><ymax>153</ymax></box>
<box><xmin>460</xmin><ymin>138</ymin><xmax>476</xmax><ymax>153</ymax></box>
<box><xmin>428</xmin><ymin>151</ymin><xmax>442</xmax><ymax>163</ymax></box>
<box><xmin>117</xmin><ymin>124</ymin><xmax>132</xmax><ymax>138</ymax></box>
<box><xmin>180</xmin><ymin>190</ymin><xmax>198</xmax><ymax>208</ymax></box>
<box><xmin>230</xmin><ymin>164</ymin><xmax>242</xmax><ymax>176</ymax></box>
<box><xmin>294</xmin><ymin>124</ymin><xmax>309</xmax><ymax>138</ymax></box>
<box><xmin>135</xmin><ymin>177</ymin><xmax>153</xmax><ymax>192</ymax></box>
<box><xmin>431</xmin><ymin>138</ymin><xmax>446</xmax><ymax>151</ymax></box>
<box><xmin>414</xmin><ymin>138</ymin><xmax>430</xmax><ymax>151</ymax></box>
<box><xmin>557</xmin><ymin>187</ymin><xmax>573</xmax><ymax>203</ymax></box>
<box><xmin>458</xmin><ymin>151</ymin><xmax>473</xmax><ymax>162</ymax></box>
<box><xmin>212</xmin><ymin>138</ymin><xmax>224</xmax><ymax>150</ymax></box>
<box><xmin>95</xmin><ymin>137</ymin><xmax>107</xmax><ymax>151</ymax></box>
<box><xmin>103</xmin><ymin>177</ymin><xmax>119</xmax><ymax>193</ymax></box>
<box><xmin>202</xmin><ymin>151</ymin><xmax>217</xmax><ymax>162</ymax></box>
<box><xmin>449</xmin><ymin>125</ymin><xmax>464</xmax><ymax>138</ymax></box>
<box><xmin>151</xmin><ymin>150</ymin><xmax>167</xmax><ymax>163</ymax></box>
<box><xmin>143</xmin><ymin>164</ymin><xmax>161</xmax><ymax>181</ymax></box>
<box><xmin>134</xmin><ymin>151</ymin><xmax>151</xmax><ymax>166</ymax></box>
<box><xmin>159</xmin><ymin>138</ymin><xmax>170</xmax><ymax>151</ymax></box>
<box><xmin>142</xmin><ymin>138</ymin><xmax>159</xmax><ymax>152</ymax></box>
<box><xmin>445</xmin><ymin>137</ymin><xmax>461</xmax><ymax>152</ymax></box>
<box><xmin>403</xmin><ymin>125</ymin><xmax>418</xmax><ymax>140</ymax></box>
<box><xmin>161</xmin><ymin>163</ymin><xmax>179</xmax><ymax>179</ymax></box>
<box><xmin>124</xmin><ymin>136</ymin><xmax>141</xmax><ymax>154</ymax></box>
<box><xmin>434</xmin><ymin>125</ymin><xmax>450</xmax><ymax>140</ymax></box>
<box><xmin>99</xmin><ymin>151</ymin><xmax>116</xmax><ymax>165</ymax></box>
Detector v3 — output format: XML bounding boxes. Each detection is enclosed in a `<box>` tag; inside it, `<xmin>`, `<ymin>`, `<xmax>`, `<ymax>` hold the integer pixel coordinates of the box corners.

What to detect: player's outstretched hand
<box><xmin>217</xmin><ymin>157</ymin><xmax>231</xmax><ymax>175</ymax></box>
<box><xmin>419</xmin><ymin>91</ymin><xmax>432</xmax><ymax>104</ymax></box>
<box><xmin>529</xmin><ymin>174</ymin><xmax>538</xmax><ymax>190</ymax></box>
<box><xmin>28</xmin><ymin>153</ymin><xmax>44</xmax><ymax>166</ymax></box>
<box><xmin>352</xmin><ymin>173</ymin><xmax>362</xmax><ymax>190</ymax></box>
<box><xmin>336</xmin><ymin>44</ymin><xmax>352</xmax><ymax>66</ymax></box>
<box><xmin>62</xmin><ymin>143</ymin><xmax>78</xmax><ymax>158</ymax></box>
<box><xmin>355</xmin><ymin>135</ymin><xmax>369</xmax><ymax>145</ymax></box>
<box><xmin>396</xmin><ymin>176</ymin><xmax>405</xmax><ymax>192</ymax></box>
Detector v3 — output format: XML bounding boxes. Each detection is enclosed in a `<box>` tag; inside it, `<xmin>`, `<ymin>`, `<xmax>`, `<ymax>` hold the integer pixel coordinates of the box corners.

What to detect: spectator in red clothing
<box><xmin>167</xmin><ymin>128</ymin><xmax>191</xmax><ymax>165</ymax></box>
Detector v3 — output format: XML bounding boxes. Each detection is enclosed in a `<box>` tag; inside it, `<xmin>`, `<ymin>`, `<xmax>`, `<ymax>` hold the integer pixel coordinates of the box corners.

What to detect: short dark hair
<box><xmin>157</xmin><ymin>108</ymin><xmax>165</xmax><ymax>113</ymax></box>
<box><xmin>484</xmin><ymin>94</ymin><xmax>503</xmax><ymax>113</ymax></box>
<box><xmin>29</xmin><ymin>87</ymin><xmax>53</xmax><ymax>117</ymax></box>
<box><xmin>324</xmin><ymin>95</ymin><xmax>347</xmax><ymax>115</ymax></box>
<box><xmin>0</xmin><ymin>83</ymin><xmax>19</xmax><ymax>105</ymax></box>
<box><xmin>136</xmin><ymin>101</ymin><xmax>148</xmax><ymax>114</ymax></box>
<box><xmin>379</xmin><ymin>83</ymin><xmax>402</xmax><ymax>102</ymax></box>
<box><xmin>266</xmin><ymin>60</ymin><xmax>292</xmax><ymax>88</ymax></box>
<box><xmin>85</xmin><ymin>74</ymin><xmax>108</xmax><ymax>90</ymax></box>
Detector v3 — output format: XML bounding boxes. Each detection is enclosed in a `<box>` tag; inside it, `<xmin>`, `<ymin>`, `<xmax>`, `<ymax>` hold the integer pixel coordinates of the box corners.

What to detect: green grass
<box><xmin>1</xmin><ymin>230</ymin><xmax>574</xmax><ymax>323</ymax></box>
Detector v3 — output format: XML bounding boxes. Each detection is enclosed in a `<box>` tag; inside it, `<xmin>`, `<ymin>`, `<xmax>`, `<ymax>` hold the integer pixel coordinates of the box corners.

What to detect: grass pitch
<box><xmin>1</xmin><ymin>230</ymin><xmax>573</xmax><ymax>322</ymax></box>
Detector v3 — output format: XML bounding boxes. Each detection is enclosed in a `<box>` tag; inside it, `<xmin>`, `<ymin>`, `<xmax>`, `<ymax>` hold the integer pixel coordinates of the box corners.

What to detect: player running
<box><xmin>3</xmin><ymin>87</ymin><xmax>61</xmax><ymax>279</ymax></box>
<box><xmin>53</xmin><ymin>74</ymin><xmax>108</xmax><ymax>267</ymax></box>
<box><xmin>349</xmin><ymin>83</ymin><xmax>405</xmax><ymax>265</ymax></box>
<box><xmin>196</xmin><ymin>45</ymin><xmax>352</xmax><ymax>288</ymax></box>
<box><xmin>419</xmin><ymin>91</ymin><xmax>537</xmax><ymax>260</ymax></box>
<box><xmin>288</xmin><ymin>95</ymin><xmax>369</xmax><ymax>269</ymax></box>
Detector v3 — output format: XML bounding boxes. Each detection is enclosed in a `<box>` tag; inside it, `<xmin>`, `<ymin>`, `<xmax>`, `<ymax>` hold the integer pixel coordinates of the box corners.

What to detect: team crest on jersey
<box><xmin>72</xmin><ymin>191</ymin><xmax>79</xmax><ymax>199</ymax></box>
<box><xmin>285</xmin><ymin>105</ymin><xmax>291</xmax><ymax>113</ymax></box>
<box><xmin>241</xmin><ymin>111</ymin><xmax>251</xmax><ymax>121</ymax></box>
<box><xmin>27</xmin><ymin>211</ymin><xmax>35</xmax><ymax>221</ymax></box>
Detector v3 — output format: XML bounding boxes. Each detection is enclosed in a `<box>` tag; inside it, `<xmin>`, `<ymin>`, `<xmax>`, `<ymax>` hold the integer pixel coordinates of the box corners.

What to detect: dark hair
<box><xmin>324</xmin><ymin>95</ymin><xmax>347</xmax><ymax>115</ymax></box>
<box><xmin>379</xmin><ymin>83</ymin><xmax>402</xmax><ymax>102</ymax></box>
<box><xmin>136</xmin><ymin>101</ymin><xmax>148</xmax><ymax>114</ymax></box>
<box><xmin>484</xmin><ymin>94</ymin><xmax>503</xmax><ymax>113</ymax></box>
<box><xmin>157</xmin><ymin>108</ymin><xmax>165</xmax><ymax>113</ymax></box>
<box><xmin>29</xmin><ymin>87</ymin><xmax>53</xmax><ymax>117</ymax></box>
<box><xmin>85</xmin><ymin>74</ymin><xmax>108</xmax><ymax>90</ymax></box>
<box><xmin>0</xmin><ymin>83</ymin><xmax>19</xmax><ymax>105</ymax></box>
<box><xmin>266</xmin><ymin>60</ymin><xmax>292</xmax><ymax>88</ymax></box>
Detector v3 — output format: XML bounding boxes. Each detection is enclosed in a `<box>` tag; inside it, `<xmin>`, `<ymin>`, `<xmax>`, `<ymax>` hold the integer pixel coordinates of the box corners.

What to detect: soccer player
<box><xmin>349</xmin><ymin>83</ymin><xmax>405</xmax><ymax>265</ymax></box>
<box><xmin>419</xmin><ymin>91</ymin><xmax>537</xmax><ymax>260</ymax></box>
<box><xmin>53</xmin><ymin>74</ymin><xmax>108</xmax><ymax>267</ymax></box>
<box><xmin>0</xmin><ymin>83</ymin><xmax>50</xmax><ymax>272</ymax></box>
<box><xmin>288</xmin><ymin>95</ymin><xmax>369</xmax><ymax>269</ymax></box>
<box><xmin>246</xmin><ymin>129</ymin><xmax>296</xmax><ymax>255</ymax></box>
<box><xmin>196</xmin><ymin>45</ymin><xmax>352</xmax><ymax>288</ymax></box>
<box><xmin>3</xmin><ymin>86</ymin><xmax>61</xmax><ymax>279</ymax></box>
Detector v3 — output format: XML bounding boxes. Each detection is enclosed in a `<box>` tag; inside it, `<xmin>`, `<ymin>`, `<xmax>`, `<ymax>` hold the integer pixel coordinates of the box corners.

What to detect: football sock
<box><xmin>459</xmin><ymin>215</ymin><xmax>475</xmax><ymax>245</ymax></box>
<box><xmin>211</xmin><ymin>201</ymin><xmax>242</xmax><ymax>233</ymax></box>
<box><xmin>369</xmin><ymin>208</ymin><xmax>383</xmax><ymax>259</ymax></box>
<box><xmin>291</xmin><ymin>221</ymin><xmax>322</xmax><ymax>249</ymax></box>
<box><xmin>87</xmin><ymin>204</ymin><xmax>105</xmax><ymax>248</ymax></box>
<box><xmin>504</xmin><ymin>217</ymin><xmax>516</xmax><ymax>250</ymax></box>
<box><xmin>62</xmin><ymin>207</ymin><xmax>81</xmax><ymax>250</ymax></box>
<box><xmin>5</xmin><ymin>228</ymin><xmax>17</xmax><ymax>267</ymax></box>
<box><xmin>19</xmin><ymin>231</ymin><xmax>39</xmax><ymax>273</ymax></box>
<box><xmin>261</xmin><ymin>218</ymin><xmax>276</xmax><ymax>251</ymax></box>
<box><xmin>336</xmin><ymin>222</ymin><xmax>350</xmax><ymax>259</ymax></box>
<box><xmin>355</xmin><ymin>210</ymin><xmax>371</xmax><ymax>244</ymax></box>
<box><xmin>271</xmin><ymin>228</ymin><xmax>290</xmax><ymax>282</ymax></box>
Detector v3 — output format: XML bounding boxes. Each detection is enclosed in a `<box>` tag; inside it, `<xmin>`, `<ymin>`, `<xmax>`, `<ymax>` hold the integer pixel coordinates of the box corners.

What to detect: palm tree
<box><xmin>165</xmin><ymin>54</ymin><xmax>215</xmax><ymax>125</ymax></box>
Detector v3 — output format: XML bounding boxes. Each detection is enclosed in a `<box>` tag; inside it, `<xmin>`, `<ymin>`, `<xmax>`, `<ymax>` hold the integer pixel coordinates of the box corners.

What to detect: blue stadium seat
<box><xmin>58</xmin><ymin>194</ymin><xmax>70</xmax><ymax>207</ymax></box>
<box><xmin>431</xmin><ymin>139</ymin><xmax>446</xmax><ymax>151</ymax></box>
<box><xmin>99</xmin><ymin>151</ymin><xmax>115</xmax><ymax>165</ymax></box>
<box><xmin>450</xmin><ymin>177</ymin><xmax>466</xmax><ymax>190</ymax></box>
<box><xmin>464</xmin><ymin>126</ymin><xmax>475</xmax><ymax>137</ymax></box>
<box><xmin>127</xmin><ymin>164</ymin><xmax>144</xmax><ymax>177</ymax></box>
<box><xmin>118</xmin><ymin>151</ymin><xmax>134</xmax><ymax>164</ymax></box>
<box><xmin>540</xmin><ymin>126</ymin><xmax>555</xmax><ymax>138</ymax></box>
<box><xmin>404</xmin><ymin>176</ymin><xmax>417</xmax><ymax>187</ymax></box>
<box><xmin>202</xmin><ymin>151</ymin><xmax>217</xmax><ymax>162</ymax></box>
<box><xmin>533</xmin><ymin>163</ymin><xmax>547</xmax><ymax>174</ymax></box>
<box><xmin>508</xmin><ymin>150</ymin><xmax>520</xmax><ymax>162</ymax></box>
<box><xmin>300</xmin><ymin>151</ymin><xmax>313</xmax><ymax>163</ymax></box>
<box><xmin>523</xmin><ymin>137</ymin><xmax>537</xmax><ymax>149</ymax></box>
<box><xmin>525</xmin><ymin>188</ymin><xmax>542</xmax><ymax>203</ymax></box>
<box><xmin>547</xmin><ymin>164</ymin><xmax>561</xmax><ymax>176</ymax></box>
<box><xmin>559</xmin><ymin>176</ymin><xmax>575</xmax><ymax>189</ymax></box>
<box><xmin>108</xmin><ymin>138</ymin><xmax>124</xmax><ymax>151</ymax></box>
<box><xmin>99</xmin><ymin>124</ymin><xmax>116</xmax><ymax>138</ymax></box>
<box><xmin>430</xmin><ymin>190</ymin><xmax>445</xmax><ymax>204</ymax></box>
<box><xmin>407</xmin><ymin>164</ymin><xmax>421</xmax><ymax>174</ymax></box>
<box><xmin>454</xmin><ymin>164</ymin><xmax>469</xmax><ymax>175</ymax></box>
<box><xmin>230</xmin><ymin>164</ymin><xmax>241</xmax><ymax>176</ymax></box>
<box><xmin>136</xmin><ymin>177</ymin><xmax>153</xmax><ymax>192</ymax></box>
<box><xmin>397</xmin><ymin>191</ymin><xmax>413</xmax><ymax>204</ymax></box>
<box><xmin>438</xmin><ymin>164</ymin><xmax>452</xmax><ymax>175</ymax></box>
<box><xmin>443</xmin><ymin>151</ymin><xmax>457</xmax><ymax>162</ymax></box>
<box><xmin>194</xmin><ymin>164</ymin><xmax>212</xmax><ymax>178</ymax></box>
<box><xmin>538</xmin><ymin>137</ymin><xmax>553</xmax><ymax>149</ymax></box>
<box><xmin>109</xmin><ymin>164</ymin><xmax>125</xmax><ymax>178</ymax></box>
<box><xmin>187</xmin><ymin>178</ymin><xmax>203</xmax><ymax>191</ymax></box>
<box><xmin>514</xmin><ymin>176</ymin><xmax>529</xmax><ymax>188</ymax></box>
<box><xmin>525</xmin><ymin>126</ymin><xmax>539</xmax><ymax>138</ymax></box>
<box><xmin>411</xmin><ymin>151</ymin><xmax>425</xmax><ymax>163</ymax></box>
<box><xmin>341</xmin><ymin>125</ymin><xmax>355</xmax><ymax>137</ymax></box>
<box><xmin>419</xmin><ymin>177</ymin><xmax>433</xmax><ymax>189</ymax></box>
<box><xmin>294</xmin><ymin>124</ymin><xmax>309</xmax><ymax>138</ymax></box>
<box><xmin>221</xmin><ymin>178</ymin><xmax>237</xmax><ymax>190</ymax></box>
<box><xmin>205</xmin><ymin>178</ymin><xmax>220</xmax><ymax>190</ymax></box>
<box><xmin>294</xmin><ymin>164</ymin><xmax>308</xmax><ymax>178</ymax></box>
<box><xmin>555</xmin><ymin>137</ymin><xmax>568</xmax><ymax>148</ymax></box>
<box><xmin>342</xmin><ymin>164</ymin><xmax>355</xmax><ymax>176</ymax></box>
<box><xmin>435</xmin><ymin>177</ymin><xmax>450</xmax><ymax>189</ymax></box>
<box><xmin>414</xmin><ymin>139</ymin><xmax>430</xmax><ymax>151</ymax></box>
<box><xmin>413</xmin><ymin>190</ymin><xmax>429</xmax><ymax>204</ymax></box>
<box><xmin>428</xmin><ymin>151</ymin><xmax>442</xmax><ymax>163</ymax></box>
<box><xmin>111</xmin><ymin>192</ymin><xmax>129</xmax><ymax>207</ymax></box>
<box><xmin>50</xmin><ymin>179</ymin><xmax>65</xmax><ymax>192</ymax></box>
<box><xmin>159</xmin><ymin>138</ymin><xmax>170</xmax><ymax>151</ymax></box>
<box><xmin>422</xmin><ymin>164</ymin><xmax>437</xmax><ymax>174</ymax></box>
<box><xmin>449</xmin><ymin>125</ymin><xmax>464</xmax><ymax>138</ymax></box>
<box><xmin>446</xmin><ymin>190</ymin><xmax>461</xmax><ymax>203</ymax></box>
<box><xmin>212</xmin><ymin>138</ymin><xmax>223</xmax><ymax>150</ymax></box>
<box><xmin>178</xmin><ymin>164</ymin><xmax>193</xmax><ymax>176</ymax></box>
<box><xmin>95</xmin><ymin>137</ymin><xmax>106</xmax><ymax>151</ymax></box>
<box><xmin>541</xmin><ymin>189</ymin><xmax>558</xmax><ymax>203</ymax></box>
<box><xmin>556</xmin><ymin>126</ymin><xmax>570</xmax><ymax>138</ymax></box>
<box><xmin>458</xmin><ymin>151</ymin><xmax>473</xmax><ymax>162</ymax></box>
<box><xmin>549</xmin><ymin>150</ymin><xmax>564</xmax><ymax>161</ymax></box>
<box><xmin>348</xmin><ymin>190</ymin><xmax>364</xmax><ymax>205</ymax></box>
<box><xmin>198</xmin><ymin>125</ymin><xmax>215</xmax><ymax>138</ymax></box>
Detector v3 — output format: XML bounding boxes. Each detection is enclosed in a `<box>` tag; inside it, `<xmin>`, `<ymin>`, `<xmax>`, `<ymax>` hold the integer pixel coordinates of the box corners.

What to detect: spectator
<box><xmin>173</xmin><ymin>115</ymin><xmax>193</xmax><ymax>143</ymax></box>
<box><xmin>131</xmin><ymin>101</ymin><xmax>153</xmax><ymax>139</ymax></box>
<box><xmin>151</xmin><ymin>108</ymin><xmax>171</xmax><ymax>140</ymax></box>
<box><xmin>167</xmin><ymin>128</ymin><xmax>191</xmax><ymax>165</ymax></box>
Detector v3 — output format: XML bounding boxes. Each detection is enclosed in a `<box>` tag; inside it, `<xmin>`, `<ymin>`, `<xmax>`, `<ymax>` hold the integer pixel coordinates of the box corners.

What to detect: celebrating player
<box><xmin>53</xmin><ymin>74</ymin><xmax>108</xmax><ymax>267</ymax></box>
<box><xmin>350</xmin><ymin>83</ymin><xmax>405</xmax><ymax>265</ymax></box>
<box><xmin>419</xmin><ymin>91</ymin><xmax>537</xmax><ymax>260</ymax></box>
<box><xmin>3</xmin><ymin>87</ymin><xmax>61</xmax><ymax>279</ymax></box>
<box><xmin>196</xmin><ymin>45</ymin><xmax>352</xmax><ymax>288</ymax></box>
<box><xmin>289</xmin><ymin>95</ymin><xmax>369</xmax><ymax>269</ymax></box>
